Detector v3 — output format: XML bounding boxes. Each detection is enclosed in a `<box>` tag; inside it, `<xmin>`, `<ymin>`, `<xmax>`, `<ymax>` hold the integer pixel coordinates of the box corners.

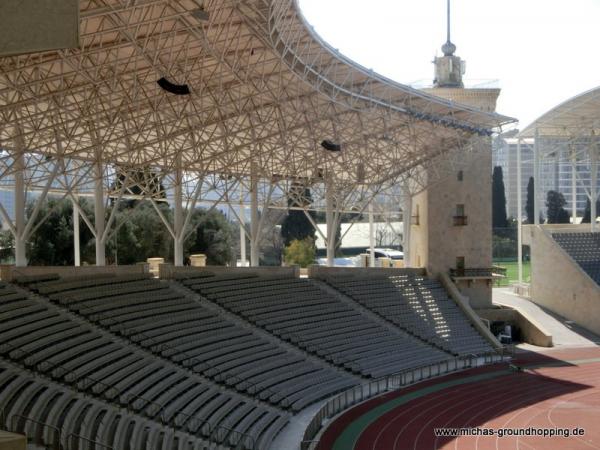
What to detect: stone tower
<box><xmin>408</xmin><ymin>0</ymin><xmax>500</xmax><ymax>309</ymax></box>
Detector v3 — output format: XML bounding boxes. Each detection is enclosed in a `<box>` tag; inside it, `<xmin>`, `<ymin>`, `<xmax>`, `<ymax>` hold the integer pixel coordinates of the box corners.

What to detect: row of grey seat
<box><xmin>322</xmin><ymin>274</ymin><xmax>493</xmax><ymax>356</ymax></box>
<box><xmin>0</xmin><ymin>361</ymin><xmax>221</xmax><ymax>450</ymax></box>
<box><xmin>25</xmin><ymin>274</ymin><xmax>357</xmax><ymax>412</ymax></box>
<box><xmin>182</xmin><ymin>274</ymin><xmax>451</xmax><ymax>379</ymax></box>
<box><xmin>0</xmin><ymin>281</ymin><xmax>287</xmax><ymax>450</ymax></box>
<box><xmin>553</xmin><ymin>232</ymin><xmax>600</xmax><ymax>285</ymax></box>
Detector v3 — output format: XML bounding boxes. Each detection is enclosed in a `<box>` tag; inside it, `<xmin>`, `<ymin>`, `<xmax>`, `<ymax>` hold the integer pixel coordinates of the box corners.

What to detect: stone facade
<box><xmin>524</xmin><ymin>224</ymin><xmax>600</xmax><ymax>336</ymax></box>
<box><xmin>409</xmin><ymin>88</ymin><xmax>501</xmax><ymax>308</ymax></box>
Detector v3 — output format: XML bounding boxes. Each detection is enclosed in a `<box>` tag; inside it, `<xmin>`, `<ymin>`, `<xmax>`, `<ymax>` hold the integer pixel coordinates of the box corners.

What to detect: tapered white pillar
<box><xmin>250</xmin><ymin>169</ymin><xmax>260</xmax><ymax>267</ymax></box>
<box><xmin>402</xmin><ymin>190</ymin><xmax>412</xmax><ymax>268</ymax></box>
<box><xmin>368</xmin><ymin>202</ymin><xmax>375</xmax><ymax>267</ymax></box>
<box><xmin>533</xmin><ymin>129</ymin><xmax>540</xmax><ymax>225</ymax></box>
<box><xmin>571</xmin><ymin>148</ymin><xmax>577</xmax><ymax>223</ymax></box>
<box><xmin>325</xmin><ymin>180</ymin><xmax>335</xmax><ymax>267</ymax></box>
<box><xmin>73</xmin><ymin>196</ymin><xmax>81</xmax><ymax>267</ymax></box>
<box><xmin>94</xmin><ymin>161</ymin><xmax>105</xmax><ymax>266</ymax></box>
<box><xmin>517</xmin><ymin>140</ymin><xmax>523</xmax><ymax>284</ymax></box>
<box><xmin>239</xmin><ymin>188</ymin><xmax>247</xmax><ymax>267</ymax></box>
<box><xmin>173</xmin><ymin>156</ymin><xmax>184</xmax><ymax>266</ymax></box>
<box><xmin>591</xmin><ymin>139</ymin><xmax>598</xmax><ymax>232</ymax></box>
<box><xmin>13</xmin><ymin>145</ymin><xmax>26</xmax><ymax>267</ymax></box>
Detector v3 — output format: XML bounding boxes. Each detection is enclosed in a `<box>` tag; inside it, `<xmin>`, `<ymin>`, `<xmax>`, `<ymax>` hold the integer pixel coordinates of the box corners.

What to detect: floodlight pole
<box><xmin>517</xmin><ymin>139</ymin><xmax>523</xmax><ymax>284</ymax></box>
<box><xmin>73</xmin><ymin>196</ymin><xmax>81</xmax><ymax>267</ymax></box>
<box><xmin>591</xmin><ymin>134</ymin><xmax>598</xmax><ymax>232</ymax></box>
<box><xmin>250</xmin><ymin>166</ymin><xmax>260</xmax><ymax>267</ymax></box>
<box><xmin>368</xmin><ymin>201</ymin><xmax>375</xmax><ymax>267</ymax></box>
<box><xmin>13</xmin><ymin>139</ymin><xmax>26</xmax><ymax>267</ymax></box>
<box><xmin>173</xmin><ymin>154</ymin><xmax>184</xmax><ymax>266</ymax></box>
<box><xmin>94</xmin><ymin>161</ymin><xmax>106</xmax><ymax>266</ymax></box>
<box><xmin>533</xmin><ymin>128</ymin><xmax>541</xmax><ymax>225</ymax></box>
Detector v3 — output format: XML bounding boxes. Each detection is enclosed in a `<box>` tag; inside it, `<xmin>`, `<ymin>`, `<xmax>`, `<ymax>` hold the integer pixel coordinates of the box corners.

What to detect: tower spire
<box><xmin>442</xmin><ymin>0</ymin><xmax>456</xmax><ymax>56</ymax></box>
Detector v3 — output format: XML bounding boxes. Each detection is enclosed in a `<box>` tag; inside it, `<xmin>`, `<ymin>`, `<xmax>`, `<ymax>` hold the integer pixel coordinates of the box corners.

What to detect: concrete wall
<box><xmin>0</xmin><ymin>431</ymin><xmax>26</xmax><ymax>450</ymax></box>
<box><xmin>439</xmin><ymin>273</ymin><xmax>502</xmax><ymax>350</ymax></box>
<box><xmin>525</xmin><ymin>225</ymin><xmax>600</xmax><ymax>336</ymax></box>
<box><xmin>455</xmin><ymin>279</ymin><xmax>493</xmax><ymax>310</ymax></box>
<box><xmin>159</xmin><ymin>264</ymin><xmax>299</xmax><ymax>279</ymax></box>
<box><xmin>308</xmin><ymin>266</ymin><xmax>425</xmax><ymax>280</ymax></box>
<box><xmin>477</xmin><ymin>307</ymin><xmax>552</xmax><ymax>347</ymax></box>
<box><xmin>0</xmin><ymin>264</ymin><xmax>148</xmax><ymax>281</ymax></box>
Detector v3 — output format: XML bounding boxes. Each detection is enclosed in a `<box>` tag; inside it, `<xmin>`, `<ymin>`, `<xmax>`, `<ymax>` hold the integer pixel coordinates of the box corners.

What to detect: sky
<box><xmin>298</xmin><ymin>0</ymin><xmax>600</xmax><ymax>129</ymax></box>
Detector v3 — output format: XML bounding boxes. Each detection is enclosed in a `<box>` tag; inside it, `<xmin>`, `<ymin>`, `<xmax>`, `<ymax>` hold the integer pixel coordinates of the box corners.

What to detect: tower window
<box><xmin>457</xmin><ymin>170</ymin><xmax>463</xmax><ymax>181</ymax></box>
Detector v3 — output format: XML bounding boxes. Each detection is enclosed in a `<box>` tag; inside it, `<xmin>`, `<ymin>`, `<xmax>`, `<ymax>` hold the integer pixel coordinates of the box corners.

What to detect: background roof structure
<box><xmin>519</xmin><ymin>86</ymin><xmax>600</xmax><ymax>138</ymax></box>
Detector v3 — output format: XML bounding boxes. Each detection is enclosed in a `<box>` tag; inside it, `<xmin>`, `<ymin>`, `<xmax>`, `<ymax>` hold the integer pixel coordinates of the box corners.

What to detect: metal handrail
<box><xmin>10</xmin><ymin>414</ymin><xmax>62</xmax><ymax>450</ymax></box>
<box><xmin>66</xmin><ymin>433</ymin><xmax>114</xmax><ymax>450</ymax></box>
<box><xmin>300</xmin><ymin>350</ymin><xmax>509</xmax><ymax>450</ymax></box>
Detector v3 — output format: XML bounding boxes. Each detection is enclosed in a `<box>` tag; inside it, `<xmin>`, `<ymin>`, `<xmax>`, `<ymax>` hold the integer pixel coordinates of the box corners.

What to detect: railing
<box><xmin>67</xmin><ymin>433</ymin><xmax>114</xmax><ymax>450</ymax></box>
<box><xmin>449</xmin><ymin>267</ymin><xmax>496</xmax><ymax>278</ymax></box>
<box><xmin>10</xmin><ymin>414</ymin><xmax>62</xmax><ymax>450</ymax></box>
<box><xmin>300</xmin><ymin>350</ymin><xmax>509</xmax><ymax>450</ymax></box>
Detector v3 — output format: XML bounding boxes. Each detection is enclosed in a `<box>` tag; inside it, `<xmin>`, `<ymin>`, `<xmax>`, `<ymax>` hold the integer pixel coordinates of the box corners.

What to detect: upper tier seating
<box><xmin>552</xmin><ymin>232</ymin><xmax>600</xmax><ymax>285</ymax></box>
<box><xmin>0</xmin><ymin>282</ymin><xmax>287</xmax><ymax>449</ymax></box>
<box><xmin>24</xmin><ymin>275</ymin><xmax>357</xmax><ymax>412</ymax></box>
<box><xmin>181</xmin><ymin>273</ymin><xmax>451</xmax><ymax>379</ymax></box>
<box><xmin>321</xmin><ymin>273</ymin><xmax>493</xmax><ymax>356</ymax></box>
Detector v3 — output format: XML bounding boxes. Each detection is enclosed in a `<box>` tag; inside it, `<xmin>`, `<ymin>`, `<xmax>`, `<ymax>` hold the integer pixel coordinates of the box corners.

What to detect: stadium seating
<box><xmin>0</xmin><ymin>281</ymin><xmax>288</xmax><ymax>449</ymax></box>
<box><xmin>22</xmin><ymin>275</ymin><xmax>358</xmax><ymax>412</ymax></box>
<box><xmin>552</xmin><ymin>232</ymin><xmax>600</xmax><ymax>285</ymax></box>
<box><xmin>0</xmin><ymin>360</ymin><xmax>218</xmax><ymax>450</ymax></box>
<box><xmin>181</xmin><ymin>273</ymin><xmax>452</xmax><ymax>378</ymax></box>
<box><xmin>321</xmin><ymin>273</ymin><xmax>493</xmax><ymax>356</ymax></box>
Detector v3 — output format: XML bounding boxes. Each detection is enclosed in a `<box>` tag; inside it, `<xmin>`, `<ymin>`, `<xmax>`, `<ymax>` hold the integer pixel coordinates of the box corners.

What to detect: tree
<box><xmin>492</xmin><ymin>166</ymin><xmax>508</xmax><ymax>228</ymax></box>
<box><xmin>284</xmin><ymin>238</ymin><xmax>316</xmax><ymax>268</ymax></box>
<box><xmin>546</xmin><ymin>190</ymin><xmax>570</xmax><ymax>224</ymax></box>
<box><xmin>525</xmin><ymin>177</ymin><xmax>535</xmax><ymax>224</ymax></box>
<box><xmin>187</xmin><ymin>209</ymin><xmax>234</xmax><ymax>265</ymax></box>
<box><xmin>27</xmin><ymin>198</ymin><xmax>95</xmax><ymax>265</ymax></box>
<box><xmin>281</xmin><ymin>185</ymin><xmax>315</xmax><ymax>246</ymax></box>
<box><xmin>581</xmin><ymin>198</ymin><xmax>600</xmax><ymax>223</ymax></box>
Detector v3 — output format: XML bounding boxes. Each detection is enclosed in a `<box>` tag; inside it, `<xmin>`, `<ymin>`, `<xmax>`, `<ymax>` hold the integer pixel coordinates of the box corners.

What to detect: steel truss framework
<box><xmin>515</xmin><ymin>86</ymin><xmax>600</xmax><ymax>283</ymax></box>
<box><xmin>0</xmin><ymin>0</ymin><xmax>511</xmax><ymax>267</ymax></box>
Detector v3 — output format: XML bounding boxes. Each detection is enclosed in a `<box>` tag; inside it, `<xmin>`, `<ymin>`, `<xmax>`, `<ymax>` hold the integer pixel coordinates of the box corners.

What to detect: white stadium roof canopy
<box><xmin>0</xmin><ymin>0</ymin><xmax>514</xmax><ymax>189</ymax></box>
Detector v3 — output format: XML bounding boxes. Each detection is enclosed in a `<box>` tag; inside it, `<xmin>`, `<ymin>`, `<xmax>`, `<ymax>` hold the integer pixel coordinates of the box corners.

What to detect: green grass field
<box><xmin>493</xmin><ymin>260</ymin><xmax>530</xmax><ymax>285</ymax></box>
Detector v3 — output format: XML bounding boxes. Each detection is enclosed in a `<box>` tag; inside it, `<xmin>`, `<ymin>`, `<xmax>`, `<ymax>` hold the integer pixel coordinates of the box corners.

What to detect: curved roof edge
<box><xmin>519</xmin><ymin>86</ymin><xmax>600</xmax><ymax>138</ymax></box>
<box><xmin>292</xmin><ymin>0</ymin><xmax>516</xmax><ymax>131</ymax></box>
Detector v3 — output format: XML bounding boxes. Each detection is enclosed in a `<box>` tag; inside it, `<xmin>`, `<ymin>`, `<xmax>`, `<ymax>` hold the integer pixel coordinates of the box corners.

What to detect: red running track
<box><xmin>318</xmin><ymin>347</ymin><xmax>600</xmax><ymax>450</ymax></box>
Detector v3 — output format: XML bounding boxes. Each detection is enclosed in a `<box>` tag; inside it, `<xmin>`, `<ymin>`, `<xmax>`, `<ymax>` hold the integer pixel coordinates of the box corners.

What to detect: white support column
<box><xmin>571</xmin><ymin>147</ymin><xmax>577</xmax><ymax>223</ymax></box>
<box><xmin>239</xmin><ymin>185</ymin><xmax>247</xmax><ymax>267</ymax></box>
<box><xmin>591</xmin><ymin>138</ymin><xmax>598</xmax><ymax>232</ymax></box>
<box><xmin>250</xmin><ymin>168</ymin><xmax>260</xmax><ymax>267</ymax></box>
<box><xmin>517</xmin><ymin>139</ymin><xmax>523</xmax><ymax>284</ymax></box>
<box><xmin>325</xmin><ymin>179</ymin><xmax>335</xmax><ymax>267</ymax></box>
<box><xmin>13</xmin><ymin>144</ymin><xmax>26</xmax><ymax>267</ymax></box>
<box><xmin>402</xmin><ymin>189</ymin><xmax>412</xmax><ymax>268</ymax></box>
<box><xmin>368</xmin><ymin>201</ymin><xmax>375</xmax><ymax>267</ymax></box>
<box><xmin>173</xmin><ymin>155</ymin><xmax>184</xmax><ymax>266</ymax></box>
<box><xmin>533</xmin><ymin>129</ymin><xmax>541</xmax><ymax>225</ymax></box>
<box><xmin>94</xmin><ymin>161</ymin><xmax>105</xmax><ymax>266</ymax></box>
<box><xmin>73</xmin><ymin>196</ymin><xmax>81</xmax><ymax>267</ymax></box>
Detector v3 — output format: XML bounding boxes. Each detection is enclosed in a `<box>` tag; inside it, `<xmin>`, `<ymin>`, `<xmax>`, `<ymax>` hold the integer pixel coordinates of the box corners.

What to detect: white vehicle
<box><xmin>372</xmin><ymin>248</ymin><xmax>404</xmax><ymax>260</ymax></box>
